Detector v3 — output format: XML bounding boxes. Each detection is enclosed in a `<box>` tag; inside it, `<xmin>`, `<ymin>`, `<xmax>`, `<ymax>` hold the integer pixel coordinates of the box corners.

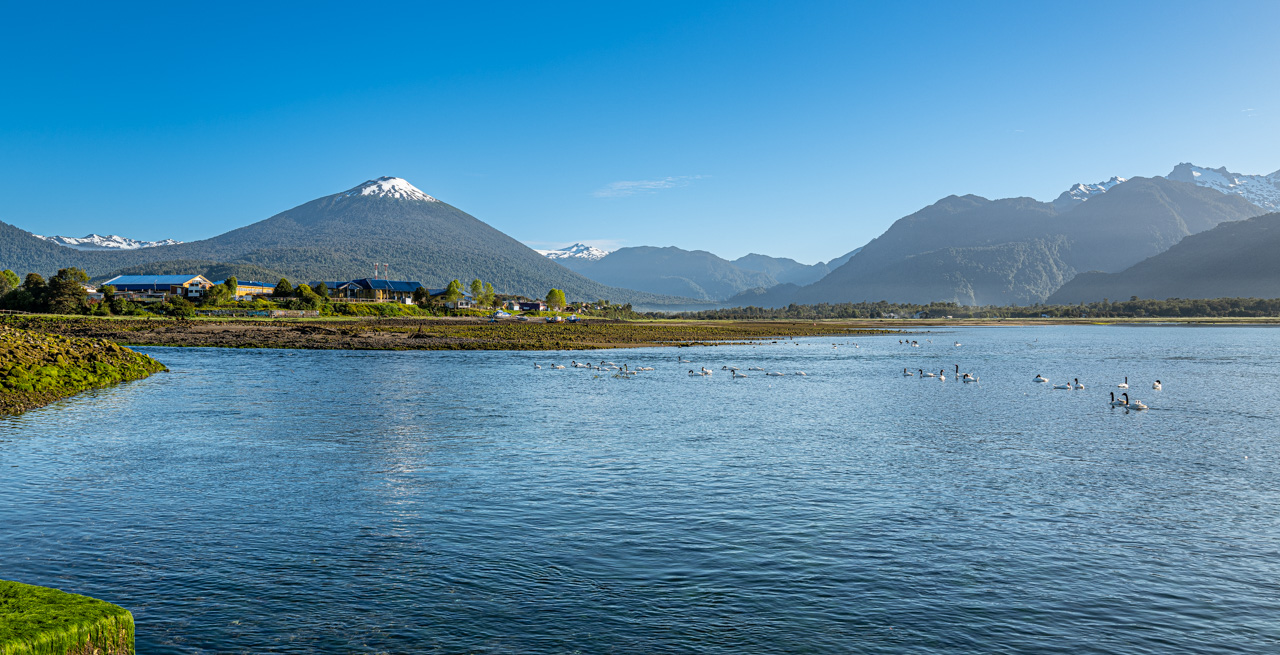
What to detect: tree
<box><xmin>481</xmin><ymin>282</ymin><xmax>496</xmax><ymax>308</ymax></box>
<box><xmin>470</xmin><ymin>279</ymin><xmax>483</xmax><ymax>301</ymax></box>
<box><xmin>0</xmin><ymin>269</ymin><xmax>18</xmax><ymax>295</ymax></box>
<box><xmin>46</xmin><ymin>268</ymin><xmax>90</xmax><ymax>315</ymax></box>
<box><xmin>412</xmin><ymin>286</ymin><xmax>430</xmax><ymax>306</ymax></box>
<box><xmin>162</xmin><ymin>295</ymin><xmax>195</xmax><ymax>317</ymax></box>
<box><xmin>273</xmin><ymin>278</ymin><xmax>293</xmax><ymax>297</ymax></box>
<box><xmin>293</xmin><ymin>283</ymin><xmax>314</xmax><ymax>298</ymax></box>
<box><xmin>545</xmin><ymin>288</ymin><xmax>567</xmax><ymax>310</ymax></box>
<box><xmin>442</xmin><ymin>279</ymin><xmax>464</xmax><ymax>303</ymax></box>
<box><xmin>224</xmin><ymin>277</ymin><xmax>238</xmax><ymax>298</ymax></box>
<box><xmin>311</xmin><ymin>281</ymin><xmax>329</xmax><ymax>300</ymax></box>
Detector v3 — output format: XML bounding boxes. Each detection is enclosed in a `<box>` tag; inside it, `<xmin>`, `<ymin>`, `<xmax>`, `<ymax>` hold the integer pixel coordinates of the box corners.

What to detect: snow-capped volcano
<box><xmin>535</xmin><ymin>243</ymin><xmax>611</xmax><ymax>261</ymax></box>
<box><xmin>1052</xmin><ymin>176</ymin><xmax>1126</xmax><ymax>210</ymax></box>
<box><xmin>341</xmin><ymin>176</ymin><xmax>438</xmax><ymax>202</ymax></box>
<box><xmin>1167</xmin><ymin>163</ymin><xmax>1280</xmax><ymax>211</ymax></box>
<box><xmin>33</xmin><ymin>233</ymin><xmax>182</xmax><ymax>251</ymax></box>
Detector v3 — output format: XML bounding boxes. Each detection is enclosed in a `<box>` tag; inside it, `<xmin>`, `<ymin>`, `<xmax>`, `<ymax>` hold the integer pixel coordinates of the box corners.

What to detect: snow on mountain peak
<box><xmin>341</xmin><ymin>176</ymin><xmax>438</xmax><ymax>202</ymax></box>
<box><xmin>1167</xmin><ymin>163</ymin><xmax>1280</xmax><ymax>211</ymax></box>
<box><xmin>535</xmin><ymin>243</ymin><xmax>611</xmax><ymax>261</ymax></box>
<box><xmin>1053</xmin><ymin>176</ymin><xmax>1126</xmax><ymax>210</ymax></box>
<box><xmin>33</xmin><ymin>233</ymin><xmax>182</xmax><ymax>251</ymax></box>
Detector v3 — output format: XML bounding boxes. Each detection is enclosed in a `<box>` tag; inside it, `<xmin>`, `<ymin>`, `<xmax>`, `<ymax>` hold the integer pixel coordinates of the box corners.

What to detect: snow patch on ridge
<box><xmin>33</xmin><ymin>233</ymin><xmax>182</xmax><ymax>251</ymax></box>
<box><xmin>536</xmin><ymin>243</ymin><xmax>611</xmax><ymax>261</ymax></box>
<box><xmin>1053</xmin><ymin>176</ymin><xmax>1126</xmax><ymax>210</ymax></box>
<box><xmin>1167</xmin><ymin>163</ymin><xmax>1280</xmax><ymax>211</ymax></box>
<box><xmin>341</xmin><ymin>176</ymin><xmax>438</xmax><ymax>202</ymax></box>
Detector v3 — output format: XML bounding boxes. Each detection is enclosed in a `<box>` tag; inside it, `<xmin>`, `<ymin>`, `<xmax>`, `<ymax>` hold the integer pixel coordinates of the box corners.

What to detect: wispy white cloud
<box><xmin>592</xmin><ymin>175</ymin><xmax>702</xmax><ymax>198</ymax></box>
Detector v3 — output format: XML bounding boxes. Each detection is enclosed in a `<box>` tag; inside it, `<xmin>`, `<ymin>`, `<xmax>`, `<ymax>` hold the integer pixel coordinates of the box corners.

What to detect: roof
<box><xmin>104</xmin><ymin>275</ymin><xmax>208</xmax><ymax>286</ymax></box>
<box><xmin>342</xmin><ymin>278</ymin><xmax>425</xmax><ymax>292</ymax></box>
<box><xmin>212</xmin><ymin>280</ymin><xmax>273</xmax><ymax>288</ymax></box>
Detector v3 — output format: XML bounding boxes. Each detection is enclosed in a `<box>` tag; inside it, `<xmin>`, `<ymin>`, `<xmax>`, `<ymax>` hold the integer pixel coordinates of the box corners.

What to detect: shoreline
<box><xmin>1</xmin><ymin>315</ymin><xmax>892</xmax><ymax>352</ymax></box>
<box><xmin>0</xmin><ymin>325</ymin><xmax>167</xmax><ymax>415</ymax></box>
<box><xmin>3</xmin><ymin>315</ymin><xmax>1277</xmax><ymax>357</ymax></box>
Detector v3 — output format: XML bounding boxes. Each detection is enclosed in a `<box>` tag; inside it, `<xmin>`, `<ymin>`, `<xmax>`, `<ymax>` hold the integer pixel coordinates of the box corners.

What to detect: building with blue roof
<box><xmin>103</xmin><ymin>274</ymin><xmax>213</xmax><ymax>299</ymax></box>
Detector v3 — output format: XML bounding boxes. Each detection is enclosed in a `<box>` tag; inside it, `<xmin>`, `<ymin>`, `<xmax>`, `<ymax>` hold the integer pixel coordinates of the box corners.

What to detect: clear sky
<box><xmin>2</xmin><ymin>1</ymin><xmax>1278</xmax><ymax>264</ymax></box>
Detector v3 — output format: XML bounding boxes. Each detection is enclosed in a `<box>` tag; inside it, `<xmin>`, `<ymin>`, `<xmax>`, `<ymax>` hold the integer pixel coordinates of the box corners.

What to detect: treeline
<box><xmin>654</xmin><ymin>297</ymin><xmax>1280</xmax><ymax>320</ymax></box>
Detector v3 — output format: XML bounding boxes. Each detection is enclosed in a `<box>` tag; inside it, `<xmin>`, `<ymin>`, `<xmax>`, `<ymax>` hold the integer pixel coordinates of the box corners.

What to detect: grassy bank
<box><xmin>0</xmin><ymin>580</ymin><xmax>134</xmax><ymax>655</ymax></box>
<box><xmin>0</xmin><ymin>315</ymin><xmax>891</xmax><ymax>351</ymax></box>
<box><xmin>0</xmin><ymin>325</ymin><xmax>167</xmax><ymax>415</ymax></box>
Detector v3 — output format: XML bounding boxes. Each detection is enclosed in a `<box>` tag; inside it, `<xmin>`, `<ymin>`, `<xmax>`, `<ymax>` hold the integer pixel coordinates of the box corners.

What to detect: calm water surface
<box><xmin>2</xmin><ymin>326</ymin><xmax>1279</xmax><ymax>654</ymax></box>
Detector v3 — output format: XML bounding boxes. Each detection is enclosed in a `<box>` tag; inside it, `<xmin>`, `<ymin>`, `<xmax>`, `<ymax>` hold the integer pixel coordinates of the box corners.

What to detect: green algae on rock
<box><xmin>0</xmin><ymin>326</ymin><xmax>166</xmax><ymax>415</ymax></box>
<box><xmin>0</xmin><ymin>580</ymin><xmax>134</xmax><ymax>655</ymax></box>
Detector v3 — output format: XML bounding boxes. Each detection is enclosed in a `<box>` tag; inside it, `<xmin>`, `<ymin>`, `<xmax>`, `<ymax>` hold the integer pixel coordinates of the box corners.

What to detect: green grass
<box><xmin>0</xmin><ymin>580</ymin><xmax>134</xmax><ymax>655</ymax></box>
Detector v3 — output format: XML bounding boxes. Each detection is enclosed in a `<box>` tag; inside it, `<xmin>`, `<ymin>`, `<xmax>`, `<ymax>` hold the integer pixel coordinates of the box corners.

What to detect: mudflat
<box><xmin>0</xmin><ymin>315</ymin><xmax>890</xmax><ymax>351</ymax></box>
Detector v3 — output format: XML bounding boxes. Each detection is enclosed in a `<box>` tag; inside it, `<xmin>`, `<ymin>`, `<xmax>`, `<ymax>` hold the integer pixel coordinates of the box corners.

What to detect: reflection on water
<box><xmin>2</xmin><ymin>326</ymin><xmax>1279</xmax><ymax>654</ymax></box>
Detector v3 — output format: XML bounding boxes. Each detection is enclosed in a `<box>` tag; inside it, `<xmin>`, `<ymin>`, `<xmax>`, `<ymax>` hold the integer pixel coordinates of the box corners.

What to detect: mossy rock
<box><xmin>0</xmin><ymin>580</ymin><xmax>134</xmax><ymax>655</ymax></box>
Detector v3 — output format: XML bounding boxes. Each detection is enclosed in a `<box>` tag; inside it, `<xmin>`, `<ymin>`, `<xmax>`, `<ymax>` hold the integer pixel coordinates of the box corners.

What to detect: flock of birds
<box><xmin>532</xmin><ymin>336</ymin><xmax>1164</xmax><ymax>411</ymax></box>
<box><xmin>533</xmin><ymin>355</ymin><xmax>811</xmax><ymax>379</ymax></box>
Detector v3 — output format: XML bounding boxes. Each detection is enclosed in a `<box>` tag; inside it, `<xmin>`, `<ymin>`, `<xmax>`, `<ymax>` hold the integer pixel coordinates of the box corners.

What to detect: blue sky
<box><xmin>2</xmin><ymin>1</ymin><xmax>1278</xmax><ymax>264</ymax></box>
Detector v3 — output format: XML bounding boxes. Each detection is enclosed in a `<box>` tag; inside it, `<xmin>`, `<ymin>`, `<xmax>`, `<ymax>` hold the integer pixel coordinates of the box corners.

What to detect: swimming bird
<box><xmin>1152</xmin><ymin>380</ymin><xmax>1162</xmax><ymax>390</ymax></box>
<box><xmin>1122</xmin><ymin>393</ymin><xmax>1148</xmax><ymax>410</ymax></box>
<box><xmin>767</xmin><ymin>372</ymin><xmax>785</xmax><ymax>376</ymax></box>
<box><xmin>1034</xmin><ymin>374</ymin><xmax>1048</xmax><ymax>383</ymax></box>
<box><xmin>963</xmin><ymin>373</ymin><xmax>978</xmax><ymax>383</ymax></box>
<box><xmin>1074</xmin><ymin>378</ymin><xmax>1084</xmax><ymax>390</ymax></box>
<box><xmin>688</xmin><ymin>370</ymin><xmax>702</xmax><ymax>377</ymax></box>
<box><xmin>954</xmin><ymin>342</ymin><xmax>962</xmax><ymax>347</ymax></box>
<box><xmin>534</xmin><ymin>364</ymin><xmax>542</xmax><ymax>369</ymax></box>
<box><xmin>920</xmin><ymin>369</ymin><xmax>936</xmax><ymax>378</ymax></box>
<box><xmin>1053</xmin><ymin>382</ymin><xmax>1071</xmax><ymax>390</ymax></box>
<box><xmin>748</xmin><ymin>366</ymin><xmax>765</xmax><ymax>371</ymax></box>
<box><xmin>733</xmin><ymin>371</ymin><xmax>748</xmax><ymax>378</ymax></box>
<box><xmin>1117</xmin><ymin>377</ymin><xmax>1129</xmax><ymax>389</ymax></box>
<box><xmin>553</xmin><ymin>364</ymin><xmax>566</xmax><ymax>370</ymax></box>
<box><xmin>795</xmin><ymin>371</ymin><xmax>807</xmax><ymax>376</ymax></box>
<box><xmin>678</xmin><ymin>357</ymin><xmax>691</xmax><ymax>363</ymax></box>
<box><xmin>903</xmin><ymin>368</ymin><xmax>914</xmax><ymax>377</ymax></box>
<box><xmin>1110</xmin><ymin>392</ymin><xmax>1126</xmax><ymax>407</ymax></box>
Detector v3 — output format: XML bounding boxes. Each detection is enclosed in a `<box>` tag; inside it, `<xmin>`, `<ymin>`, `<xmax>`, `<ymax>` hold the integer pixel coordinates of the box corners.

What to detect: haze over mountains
<box><xmin>8</xmin><ymin>162</ymin><xmax>1279</xmax><ymax>309</ymax></box>
<box><xmin>545</xmin><ymin>246</ymin><xmax>855</xmax><ymax>301</ymax></box>
<box><xmin>1047</xmin><ymin>212</ymin><xmax>1280</xmax><ymax>304</ymax></box>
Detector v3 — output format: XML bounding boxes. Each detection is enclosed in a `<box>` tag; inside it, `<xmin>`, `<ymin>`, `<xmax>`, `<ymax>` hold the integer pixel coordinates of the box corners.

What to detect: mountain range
<box><xmin>32</xmin><ymin>233</ymin><xmax>183</xmax><ymax>250</ymax></box>
<box><xmin>0</xmin><ymin>178</ymin><xmax>711</xmax><ymax>308</ymax></box>
<box><xmin>546</xmin><ymin>245</ymin><xmax>857</xmax><ymax>301</ymax></box>
<box><xmin>1047</xmin><ymin>212</ymin><xmax>1280</xmax><ymax>304</ymax></box>
<box><xmin>726</xmin><ymin>174</ymin><xmax>1264</xmax><ymax>307</ymax></box>
<box><xmin>9</xmin><ymin>162</ymin><xmax>1279</xmax><ymax>309</ymax></box>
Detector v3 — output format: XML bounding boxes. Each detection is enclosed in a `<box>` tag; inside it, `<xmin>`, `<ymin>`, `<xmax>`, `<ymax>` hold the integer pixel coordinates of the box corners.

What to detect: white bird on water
<box><xmin>1152</xmin><ymin>380</ymin><xmax>1162</xmax><ymax>390</ymax></box>
<box><xmin>1117</xmin><ymin>377</ymin><xmax>1129</xmax><ymax>389</ymax></box>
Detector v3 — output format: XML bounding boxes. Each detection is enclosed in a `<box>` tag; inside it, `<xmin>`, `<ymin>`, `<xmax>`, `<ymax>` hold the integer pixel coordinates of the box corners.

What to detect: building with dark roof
<box><xmin>333</xmin><ymin>278</ymin><xmax>425</xmax><ymax>302</ymax></box>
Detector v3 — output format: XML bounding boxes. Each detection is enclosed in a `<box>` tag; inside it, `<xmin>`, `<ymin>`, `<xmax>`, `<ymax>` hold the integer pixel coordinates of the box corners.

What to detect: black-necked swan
<box><xmin>903</xmin><ymin>368</ymin><xmax>914</xmax><ymax>377</ymax></box>
<box><xmin>1110</xmin><ymin>392</ymin><xmax>1126</xmax><ymax>407</ymax></box>
<box><xmin>1034</xmin><ymin>374</ymin><xmax>1049</xmax><ymax>383</ymax></box>
<box><xmin>1117</xmin><ymin>377</ymin><xmax>1129</xmax><ymax>389</ymax></box>
<box><xmin>1074</xmin><ymin>378</ymin><xmax>1084</xmax><ymax>390</ymax></box>
<box><xmin>1152</xmin><ymin>380</ymin><xmax>1162</xmax><ymax>390</ymax></box>
<box><xmin>920</xmin><ymin>369</ymin><xmax>937</xmax><ymax>378</ymax></box>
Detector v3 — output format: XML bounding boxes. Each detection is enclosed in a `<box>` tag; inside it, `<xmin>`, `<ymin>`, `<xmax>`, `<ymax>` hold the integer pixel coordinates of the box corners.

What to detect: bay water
<box><xmin>2</xmin><ymin>325</ymin><xmax>1278</xmax><ymax>653</ymax></box>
